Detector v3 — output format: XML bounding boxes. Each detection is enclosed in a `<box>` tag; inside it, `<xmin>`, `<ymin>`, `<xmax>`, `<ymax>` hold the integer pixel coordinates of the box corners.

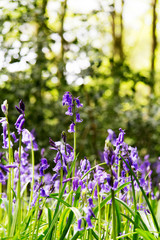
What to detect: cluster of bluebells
<box><xmin>62</xmin><ymin>92</ymin><xmax>83</xmax><ymax>133</ymax></box>
<box><xmin>0</xmin><ymin>100</ymin><xmax>52</xmax><ymax>207</ymax></box>
<box><xmin>0</xmin><ymin>94</ymin><xmax>159</xmax><ymax>233</ymax></box>
<box><xmin>49</xmin><ymin>134</ymin><xmax>74</xmax><ymax>190</ymax></box>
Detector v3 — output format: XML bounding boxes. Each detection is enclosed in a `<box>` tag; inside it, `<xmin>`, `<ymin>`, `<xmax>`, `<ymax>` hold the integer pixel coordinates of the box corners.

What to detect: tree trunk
<box><xmin>58</xmin><ymin>0</ymin><xmax>67</xmax><ymax>86</ymax></box>
<box><xmin>150</xmin><ymin>0</ymin><xmax>158</xmax><ymax>93</ymax></box>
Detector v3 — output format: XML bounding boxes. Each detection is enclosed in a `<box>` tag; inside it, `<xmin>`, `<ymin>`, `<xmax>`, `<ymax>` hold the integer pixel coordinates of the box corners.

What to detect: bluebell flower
<box><xmin>62</xmin><ymin>92</ymin><xmax>73</xmax><ymax>106</ymax></box>
<box><xmin>15</xmin><ymin>99</ymin><xmax>25</xmax><ymax>114</ymax></box>
<box><xmin>73</xmin><ymin>177</ymin><xmax>79</xmax><ymax>191</ymax></box>
<box><xmin>39</xmin><ymin>158</ymin><xmax>49</xmax><ymax>177</ymax></box>
<box><xmin>74</xmin><ymin>97</ymin><xmax>83</xmax><ymax>108</ymax></box>
<box><xmin>77</xmin><ymin>218</ymin><xmax>84</xmax><ymax>231</ymax></box>
<box><xmin>15</xmin><ymin>114</ymin><xmax>25</xmax><ymax>134</ymax></box>
<box><xmin>88</xmin><ymin>197</ymin><xmax>95</xmax><ymax>208</ymax></box>
<box><xmin>11</xmin><ymin>132</ymin><xmax>19</xmax><ymax>143</ymax></box>
<box><xmin>1</xmin><ymin>100</ymin><xmax>8</xmax><ymax>116</ymax></box>
<box><xmin>86</xmin><ymin>215</ymin><xmax>93</xmax><ymax>229</ymax></box>
<box><xmin>65</xmin><ymin>106</ymin><xmax>73</xmax><ymax>116</ymax></box>
<box><xmin>40</xmin><ymin>188</ymin><xmax>48</xmax><ymax>197</ymax></box>
<box><xmin>68</xmin><ymin>122</ymin><xmax>75</xmax><ymax>133</ymax></box>
<box><xmin>116</xmin><ymin>128</ymin><xmax>125</xmax><ymax>145</ymax></box>
<box><xmin>76</xmin><ymin>112</ymin><xmax>83</xmax><ymax>123</ymax></box>
<box><xmin>106</xmin><ymin>129</ymin><xmax>116</xmax><ymax>145</ymax></box>
<box><xmin>22</xmin><ymin>129</ymin><xmax>38</xmax><ymax>151</ymax></box>
<box><xmin>49</xmin><ymin>137</ymin><xmax>59</xmax><ymax>151</ymax></box>
<box><xmin>53</xmin><ymin>160</ymin><xmax>62</xmax><ymax>173</ymax></box>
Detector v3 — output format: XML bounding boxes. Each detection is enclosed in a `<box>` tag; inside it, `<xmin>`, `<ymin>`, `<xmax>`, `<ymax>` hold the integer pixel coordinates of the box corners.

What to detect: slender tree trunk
<box><xmin>58</xmin><ymin>0</ymin><xmax>67</xmax><ymax>86</ymax></box>
<box><xmin>119</xmin><ymin>0</ymin><xmax>124</xmax><ymax>61</ymax></box>
<box><xmin>111</xmin><ymin>0</ymin><xmax>116</xmax><ymax>61</ymax></box>
<box><xmin>150</xmin><ymin>0</ymin><xmax>158</xmax><ymax>93</ymax></box>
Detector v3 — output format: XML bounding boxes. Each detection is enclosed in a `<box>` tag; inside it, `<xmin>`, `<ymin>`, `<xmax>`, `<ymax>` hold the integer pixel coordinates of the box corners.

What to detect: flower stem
<box><xmin>7</xmin><ymin>121</ymin><xmax>13</xmax><ymax>236</ymax></box>
<box><xmin>0</xmin><ymin>182</ymin><xmax>2</xmax><ymax>221</ymax></box>
<box><xmin>97</xmin><ymin>183</ymin><xmax>101</xmax><ymax>240</ymax></box>
<box><xmin>111</xmin><ymin>188</ymin><xmax>116</xmax><ymax>240</ymax></box>
<box><xmin>73</xmin><ymin>123</ymin><xmax>76</xmax><ymax>178</ymax></box>
<box><xmin>17</xmin><ymin>133</ymin><xmax>22</xmax><ymax>228</ymax></box>
<box><xmin>28</xmin><ymin>139</ymin><xmax>35</xmax><ymax>211</ymax></box>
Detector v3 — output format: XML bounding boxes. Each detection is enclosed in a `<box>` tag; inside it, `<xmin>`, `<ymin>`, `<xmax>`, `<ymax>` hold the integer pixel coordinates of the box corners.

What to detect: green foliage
<box><xmin>0</xmin><ymin>0</ymin><xmax>160</xmax><ymax>167</ymax></box>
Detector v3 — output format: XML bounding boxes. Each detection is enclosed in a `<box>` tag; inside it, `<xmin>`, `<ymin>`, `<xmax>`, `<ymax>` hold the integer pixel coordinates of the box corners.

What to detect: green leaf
<box><xmin>59</xmin><ymin>210</ymin><xmax>73</xmax><ymax>240</ymax></box>
<box><xmin>91</xmin><ymin>229</ymin><xmax>99</xmax><ymax>240</ymax></box>
<box><xmin>70</xmin><ymin>231</ymin><xmax>81</xmax><ymax>240</ymax></box>
<box><xmin>121</xmin><ymin>156</ymin><xmax>160</xmax><ymax>233</ymax></box>
<box><xmin>115</xmin><ymin>200</ymin><xmax>121</xmax><ymax>236</ymax></box>
<box><xmin>70</xmin><ymin>207</ymin><xmax>82</xmax><ymax>220</ymax></box>
<box><xmin>81</xmin><ymin>162</ymin><xmax>107</xmax><ymax>180</ymax></box>
<box><xmin>136</xmin><ymin>228</ymin><xmax>158</xmax><ymax>240</ymax></box>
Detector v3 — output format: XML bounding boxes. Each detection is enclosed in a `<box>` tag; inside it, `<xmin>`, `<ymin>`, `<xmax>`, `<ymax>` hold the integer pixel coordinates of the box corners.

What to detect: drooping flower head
<box><xmin>68</xmin><ymin>122</ymin><xmax>75</xmax><ymax>133</ymax></box>
<box><xmin>1</xmin><ymin>100</ymin><xmax>8</xmax><ymax>116</ymax></box>
<box><xmin>62</xmin><ymin>92</ymin><xmax>73</xmax><ymax>106</ymax></box>
<box><xmin>15</xmin><ymin>100</ymin><xmax>25</xmax><ymax>134</ymax></box>
<box><xmin>62</xmin><ymin>92</ymin><xmax>83</xmax><ymax>133</ymax></box>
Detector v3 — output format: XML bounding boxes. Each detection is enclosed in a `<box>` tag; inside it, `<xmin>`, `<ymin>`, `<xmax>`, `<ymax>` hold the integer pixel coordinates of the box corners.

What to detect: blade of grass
<box><xmin>91</xmin><ymin>229</ymin><xmax>99</xmax><ymax>240</ymax></box>
<box><xmin>115</xmin><ymin>198</ymin><xmax>149</xmax><ymax>231</ymax></box>
<box><xmin>121</xmin><ymin>156</ymin><xmax>159</xmax><ymax>233</ymax></box>
<box><xmin>115</xmin><ymin>200</ymin><xmax>121</xmax><ymax>236</ymax></box>
<box><xmin>135</xmin><ymin>228</ymin><xmax>157</xmax><ymax>240</ymax></box>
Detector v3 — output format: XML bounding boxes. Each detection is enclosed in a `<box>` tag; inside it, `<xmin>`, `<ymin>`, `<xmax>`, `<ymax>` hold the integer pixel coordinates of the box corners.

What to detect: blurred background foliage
<box><xmin>0</xmin><ymin>0</ymin><xmax>160</xmax><ymax>164</ymax></box>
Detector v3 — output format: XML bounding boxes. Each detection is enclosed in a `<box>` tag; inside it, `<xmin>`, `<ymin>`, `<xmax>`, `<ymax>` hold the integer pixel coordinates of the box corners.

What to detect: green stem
<box><xmin>111</xmin><ymin>189</ymin><xmax>116</xmax><ymax>240</ymax></box>
<box><xmin>73</xmin><ymin>123</ymin><xmax>76</xmax><ymax>178</ymax></box>
<box><xmin>97</xmin><ymin>184</ymin><xmax>101</xmax><ymax>240</ymax></box>
<box><xmin>17</xmin><ymin>133</ymin><xmax>22</xmax><ymax>227</ymax></box>
<box><xmin>31</xmin><ymin>190</ymin><xmax>40</xmax><ymax>240</ymax></box>
<box><xmin>60</xmin><ymin>159</ymin><xmax>63</xmax><ymax>196</ymax></box>
<box><xmin>0</xmin><ymin>182</ymin><xmax>2</xmax><ymax>221</ymax></box>
<box><xmin>105</xmin><ymin>203</ymin><xmax>110</xmax><ymax>240</ymax></box>
<box><xmin>131</xmin><ymin>175</ymin><xmax>138</xmax><ymax>240</ymax></box>
<box><xmin>7</xmin><ymin>120</ymin><xmax>13</xmax><ymax>236</ymax></box>
<box><xmin>28</xmin><ymin>138</ymin><xmax>35</xmax><ymax>211</ymax></box>
<box><xmin>131</xmin><ymin>175</ymin><xmax>137</xmax><ymax>213</ymax></box>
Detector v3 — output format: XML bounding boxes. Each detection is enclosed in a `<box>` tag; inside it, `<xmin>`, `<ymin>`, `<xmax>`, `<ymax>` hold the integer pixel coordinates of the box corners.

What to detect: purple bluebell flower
<box><xmin>15</xmin><ymin>114</ymin><xmax>25</xmax><ymax>134</ymax></box>
<box><xmin>106</xmin><ymin>129</ymin><xmax>116</xmax><ymax>145</ymax></box>
<box><xmin>11</xmin><ymin>132</ymin><xmax>19</xmax><ymax>143</ymax></box>
<box><xmin>22</xmin><ymin>129</ymin><xmax>38</xmax><ymax>151</ymax></box>
<box><xmin>68</xmin><ymin>122</ymin><xmax>75</xmax><ymax>133</ymax></box>
<box><xmin>15</xmin><ymin>99</ymin><xmax>25</xmax><ymax>114</ymax></box>
<box><xmin>73</xmin><ymin>177</ymin><xmax>79</xmax><ymax>191</ymax></box>
<box><xmin>86</xmin><ymin>215</ymin><xmax>93</xmax><ymax>229</ymax></box>
<box><xmin>39</xmin><ymin>158</ymin><xmax>49</xmax><ymax>177</ymax></box>
<box><xmin>62</xmin><ymin>92</ymin><xmax>73</xmax><ymax>106</ymax></box>
<box><xmin>40</xmin><ymin>188</ymin><xmax>48</xmax><ymax>197</ymax></box>
<box><xmin>49</xmin><ymin>137</ymin><xmax>59</xmax><ymax>151</ymax></box>
<box><xmin>116</xmin><ymin>128</ymin><xmax>125</xmax><ymax>145</ymax></box>
<box><xmin>88</xmin><ymin>197</ymin><xmax>95</xmax><ymax>208</ymax></box>
<box><xmin>74</xmin><ymin>97</ymin><xmax>83</xmax><ymax>108</ymax></box>
<box><xmin>65</xmin><ymin>106</ymin><xmax>73</xmax><ymax>116</ymax></box>
<box><xmin>66</xmin><ymin>144</ymin><xmax>73</xmax><ymax>154</ymax></box>
<box><xmin>77</xmin><ymin>218</ymin><xmax>84</xmax><ymax>231</ymax></box>
<box><xmin>51</xmin><ymin>173</ymin><xmax>59</xmax><ymax>182</ymax></box>
<box><xmin>76</xmin><ymin>112</ymin><xmax>83</xmax><ymax>123</ymax></box>
<box><xmin>1</xmin><ymin>100</ymin><xmax>8</xmax><ymax>116</ymax></box>
<box><xmin>53</xmin><ymin>160</ymin><xmax>61</xmax><ymax>173</ymax></box>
